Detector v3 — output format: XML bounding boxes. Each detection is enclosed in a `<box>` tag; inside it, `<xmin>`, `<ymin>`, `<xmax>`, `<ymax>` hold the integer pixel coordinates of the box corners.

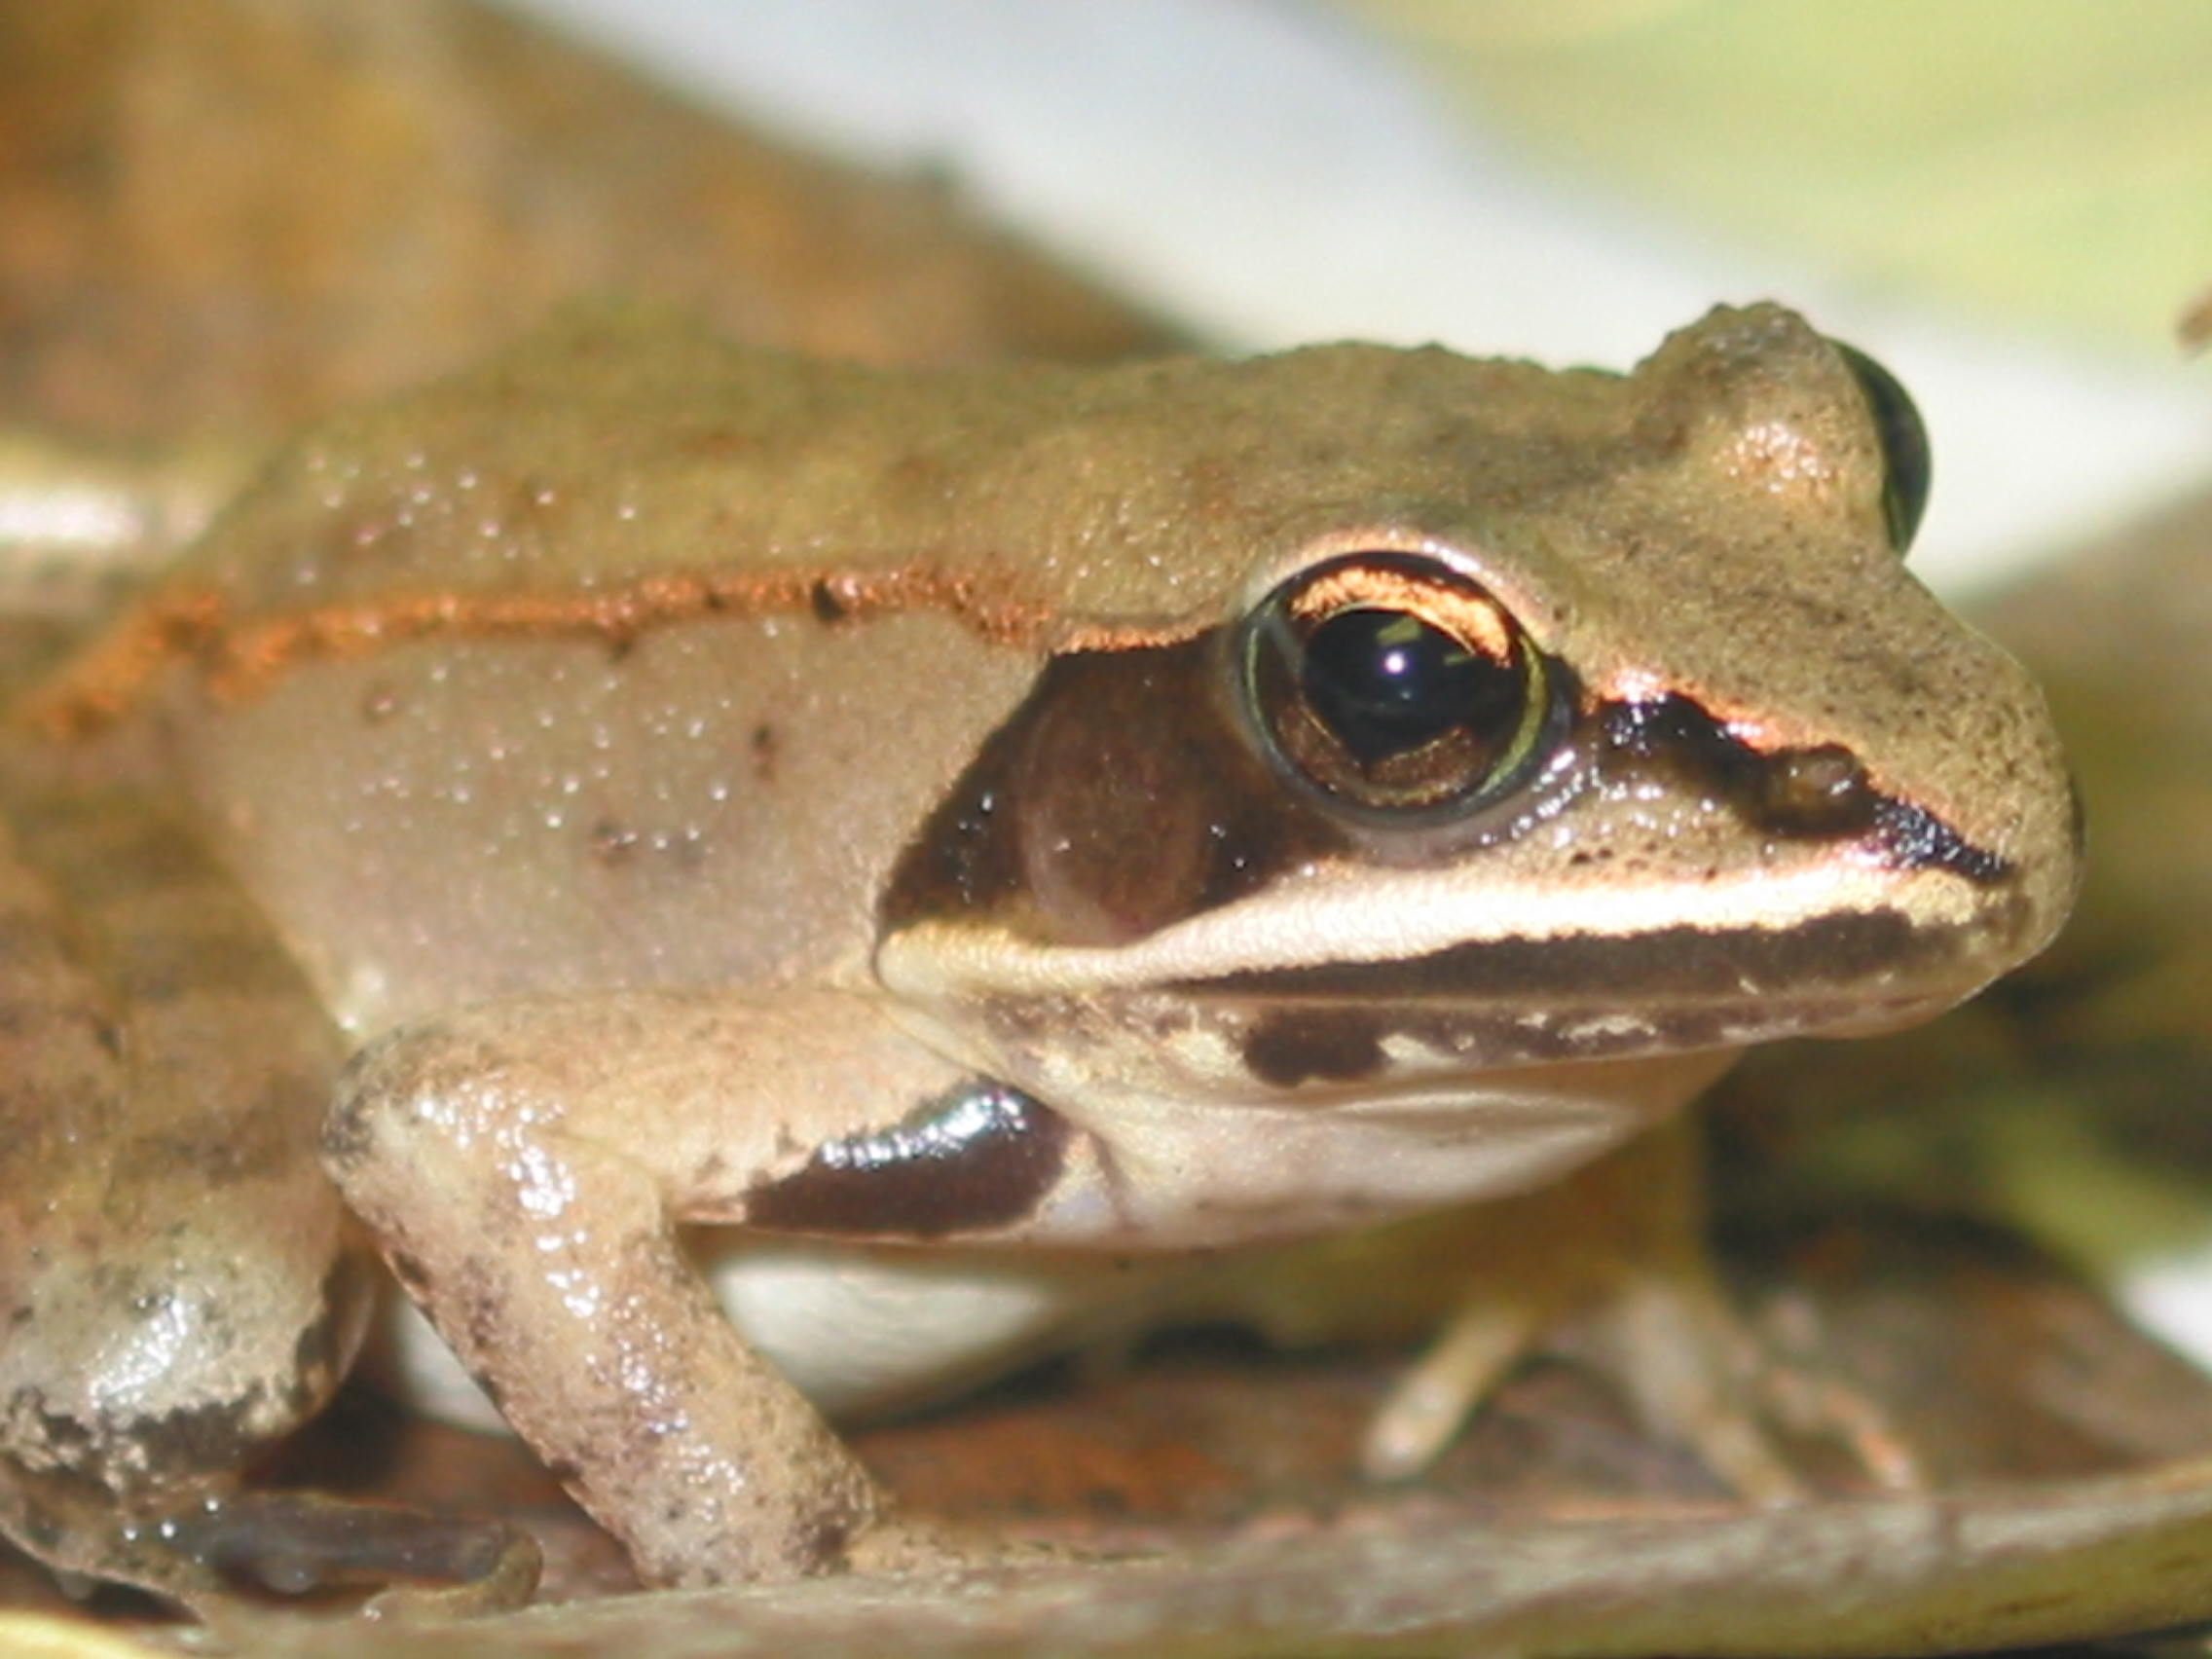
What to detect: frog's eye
<box><xmin>1242</xmin><ymin>553</ymin><xmax>1559</xmax><ymax>819</ymax></box>
<box><xmin>1831</xmin><ymin>341</ymin><xmax>1931</xmax><ymax>553</ymax></box>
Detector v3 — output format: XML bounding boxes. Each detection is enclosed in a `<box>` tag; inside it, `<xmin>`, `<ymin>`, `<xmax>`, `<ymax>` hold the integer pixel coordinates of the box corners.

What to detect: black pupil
<box><xmin>1301</xmin><ymin>608</ymin><xmax>1498</xmax><ymax>764</ymax></box>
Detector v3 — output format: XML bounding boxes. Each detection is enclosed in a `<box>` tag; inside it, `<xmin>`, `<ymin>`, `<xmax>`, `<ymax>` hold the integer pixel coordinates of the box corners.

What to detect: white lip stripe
<box><xmin>883</xmin><ymin>853</ymin><xmax>1983</xmax><ymax>998</ymax></box>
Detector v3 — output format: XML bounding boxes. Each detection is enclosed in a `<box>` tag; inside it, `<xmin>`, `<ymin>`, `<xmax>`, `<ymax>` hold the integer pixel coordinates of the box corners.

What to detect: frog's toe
<box><xmin>1589</xmin><ymin>1266</ymin><xmax>1827</xmax><ymax>1503</ymax></box>
<box><xmin>841</xmin><ymin>1511</ymin><xmax>1076</xmax><ymax>1579</ymax></box>
<box><xmin>1362</xmin><ymin>1244</ymin><xmax>1926</xmax><ymax>1503</ymax></box>
<box><xmin>1337</xmin><ymin>1120</ymin><xmax>1929</xmax><ymax>1501</ymax></box>
<box><xmin>1360</xmin><ymin>1298</ymin><xmax>1541</xmax><ymax>1481</ymax></box>
<box><xmin>168</xmin><ymin>1492</ymin><xmax>541</xmax><ymax>1615</ymax></box>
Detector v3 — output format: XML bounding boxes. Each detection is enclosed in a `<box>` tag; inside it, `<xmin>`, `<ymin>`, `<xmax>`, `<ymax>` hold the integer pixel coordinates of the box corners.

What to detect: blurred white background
<box><xmin>498</xmin><ymin>0</ymin><xmax>2212</xmax><ymax>596</ymax></box>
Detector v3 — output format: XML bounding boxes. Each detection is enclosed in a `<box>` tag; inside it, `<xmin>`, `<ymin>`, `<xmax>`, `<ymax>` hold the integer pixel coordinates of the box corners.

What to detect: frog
<box><xmin>0</xmin><ymin>295</ymin><xmax>2080</xmax><ymax>1602</ymax></box>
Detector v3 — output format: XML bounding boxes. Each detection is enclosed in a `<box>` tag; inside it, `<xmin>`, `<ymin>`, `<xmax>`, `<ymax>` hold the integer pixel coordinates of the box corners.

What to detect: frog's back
<box><xmin>27</xmin><ymin>303</ymin><xmax>2027</xmax><ymax>1040</ymax></box>
<box><xmin>18</xmin><ymin>308</ymin><xmax>1581</xmax><ymax>1033</ymax></box>
<box><xmin>18</xmin><ymin>311</ymin><xmax>1093</xmax><ymax>1032</ymax></box>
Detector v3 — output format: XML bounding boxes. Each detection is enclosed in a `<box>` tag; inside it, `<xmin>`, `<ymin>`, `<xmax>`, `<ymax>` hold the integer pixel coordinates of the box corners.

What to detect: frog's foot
<box><xmin>0</xmin><ymin>787</ymin><xmax>382</xmax><ymax>1607</ymax></box>
<box><xmin>1358</xmin><ymin>1296</ymin><xmax>1542</xmax><ymax>1483</ymax></box>
<box><xmin>0</xmin><ymin>1473</ymin><xmax>538</xmax><ymax>1619</ymax></box>
<box><xmin>1347</xmin><ymin>1121</ymin><xmax>1924</xmax><ymax>1500</ymax></box>
<box><xmin>1361</xmin><ymin>1254</ymin><xmax>1923</xmax><ymax>1500</ymax></box>
<box><xmin>841</xmin><ymin>1512</ymin><xmax>1077</xmax><ymax>1580</ymax></box>
<box><xmin>1619</xmin><ymin>1268</ymin><xmax>1926</xmax><ymax>1498</ymax></box>
<box><xmin>172</xmin><ymin>1493</ymin><xmax>542</xmax><ymax>1617</ymax></box>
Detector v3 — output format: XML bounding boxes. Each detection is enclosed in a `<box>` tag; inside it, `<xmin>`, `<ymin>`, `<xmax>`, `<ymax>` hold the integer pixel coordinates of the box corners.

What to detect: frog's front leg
<box><xmin>326</xmin><ymin>987</ymin><xmax>1029</xmax><ymax>1589</ymax></box>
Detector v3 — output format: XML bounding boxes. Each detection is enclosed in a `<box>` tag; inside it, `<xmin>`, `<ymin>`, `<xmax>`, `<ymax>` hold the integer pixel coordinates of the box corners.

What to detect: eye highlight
<box><xmin>1830</xmin><ymin>341</ymin><xmax>1932</xmax><ymax>553</ymax></box>
<box><xmin>1242</xmin><ymin>553</ymin><xmax>1559</xmax><ymax>819</ymax></box>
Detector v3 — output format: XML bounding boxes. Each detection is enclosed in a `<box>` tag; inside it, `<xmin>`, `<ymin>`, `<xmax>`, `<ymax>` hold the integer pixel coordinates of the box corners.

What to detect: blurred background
<box><xmin>498</xmin><ymin>0</ymin><xmax>2212</xmax><ymax>595</ymax></box>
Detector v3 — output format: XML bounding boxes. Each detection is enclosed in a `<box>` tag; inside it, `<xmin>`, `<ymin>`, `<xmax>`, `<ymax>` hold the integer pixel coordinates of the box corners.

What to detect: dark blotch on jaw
<box><xmin>1868</xmin><ymin>795</ymin><xmax>2009</xmax><ymax>882</ymax></box>
<box><xmin>745</xmin><ymin>1081</ymin><xmax>1070</xmax><ymax>1239</ymax></box>
<box><xmin>1755</xmin><ymin>744</ymin><xmax>1876</xmax><ymax>835</ymax></box>
<box><xmin>879</xmin><ymin>631</ymin><xmax>1350</xmax><ymax>946</ymax></box>
<box><xmin>1013</xmin><ymin>649</ymin><xmax>1219</xmax><ymax>943</ymax></box>
<box><xmin>1242</xmin><ymin>1009</ymin><xmax>1386</xmax><ymax>1088</ymax></box>
<box><xmin>1606</xmin><ymin>698</ymin><xmax>1869</xmax><ymax>839</ymax></box>
<box><xmin>1602</xmin><ymin>696</ymin><xmax>2009</xmax><ymax>880</ymax></box>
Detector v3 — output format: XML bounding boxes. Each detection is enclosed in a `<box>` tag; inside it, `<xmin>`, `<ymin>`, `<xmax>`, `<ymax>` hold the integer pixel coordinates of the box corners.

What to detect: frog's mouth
<box><xmin>1157</xmin><ymin>891</ymin><xmax>2031</xmax><ymax>1072</ymax></box>
<box><xmin>881</xmin><ymin>866</ymin><xmax>2029</xmax><ymax>1087</ymax></box>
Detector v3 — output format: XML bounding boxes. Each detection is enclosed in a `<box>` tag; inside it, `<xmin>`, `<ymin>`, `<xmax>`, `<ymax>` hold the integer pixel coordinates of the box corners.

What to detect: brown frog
<box><xmin>0</xmin><ymin>299</ymin><xmax>2077</xmax><ymax>1600</ymax></box>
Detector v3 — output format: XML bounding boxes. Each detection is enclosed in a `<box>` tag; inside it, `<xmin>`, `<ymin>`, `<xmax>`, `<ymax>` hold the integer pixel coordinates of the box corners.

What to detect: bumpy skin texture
<box><xmin>1</xmin><ymin>303</ymin><xmax>2078</xmax><ymax>1592</ymax></box>
<box><xmin>0</xmin><ymin>783</ymin><xmax>361</xmax><ymax>1601</ymax></box>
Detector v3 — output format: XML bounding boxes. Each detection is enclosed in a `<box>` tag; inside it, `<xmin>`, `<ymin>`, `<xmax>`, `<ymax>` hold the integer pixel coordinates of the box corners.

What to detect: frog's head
<box><xmin>873</xmin><ymin>305</ymin><xmax>2079</xmax><ymax>1165</ymax></box>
